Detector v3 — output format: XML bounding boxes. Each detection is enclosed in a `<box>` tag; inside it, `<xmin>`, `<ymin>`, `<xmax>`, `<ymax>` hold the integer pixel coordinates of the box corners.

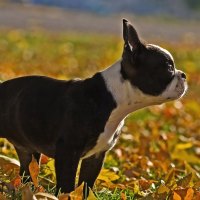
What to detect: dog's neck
<box><xmin>101</xmin><ymin>60</ymin><xmax>160</xmax><ymax>120</ymax></box>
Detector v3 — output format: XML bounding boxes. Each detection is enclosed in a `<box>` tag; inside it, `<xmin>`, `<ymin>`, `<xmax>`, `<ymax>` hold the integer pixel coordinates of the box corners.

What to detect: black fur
<box><xmin>0</xmin><ymin>73</ymin><xmax>116</xmax><ymax>193</ymax></box>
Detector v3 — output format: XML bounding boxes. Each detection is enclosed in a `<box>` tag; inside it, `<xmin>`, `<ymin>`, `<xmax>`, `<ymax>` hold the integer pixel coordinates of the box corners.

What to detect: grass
<box><xmin>0</xmin><ymin>29</ymin><xmax>200</xmax><ymax>199</ymax></box>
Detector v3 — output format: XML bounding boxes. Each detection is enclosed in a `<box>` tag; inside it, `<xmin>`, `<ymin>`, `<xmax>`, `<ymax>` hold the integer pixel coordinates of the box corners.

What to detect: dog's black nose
<box><xmin>181</xmin><ymin>72</ymin><xmax>186</xmax><ymax>80</ymax></box>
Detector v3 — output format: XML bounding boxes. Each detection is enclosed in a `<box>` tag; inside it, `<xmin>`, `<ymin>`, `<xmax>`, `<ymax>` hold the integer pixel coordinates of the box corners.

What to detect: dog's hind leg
<box><xmin>78</xmin><ymin>151</ymin><xmax>106</xmax><ymax>196</ymax></box>
<box><xmin>15</xmin><ymin>147</ymin><xmax>32</xmax><ymax>177</ymax></box>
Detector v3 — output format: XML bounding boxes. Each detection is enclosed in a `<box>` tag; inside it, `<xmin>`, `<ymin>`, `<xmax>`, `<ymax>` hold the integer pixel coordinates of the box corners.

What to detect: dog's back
<box><xmin>0</xmin><ymin>76</ymin><xmax>74</xmax><ymax>155</ymax></box>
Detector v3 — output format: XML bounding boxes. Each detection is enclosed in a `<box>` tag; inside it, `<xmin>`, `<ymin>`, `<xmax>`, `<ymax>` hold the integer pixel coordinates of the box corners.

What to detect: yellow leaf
<box><xmin>176</xmin><ymin>143</ymin><xmax>193</xmax><ymax>150</ymax></box>
<box><xmin>157</xmin><ymin>184</ymin><xmax>170</xmax><ymax>194</ymax></box>
<box><xmin>184</xmin><ymin>188</ymin><xmax>194</xmax><ymax>200</ymax></box>
<box><xmin>29</xmin><ymin>155</ymin><xmax>39</xmax><ymax>187</ymax></box>
<box><xmin>69</xmin><ymin>182</ymin><xmax>84</xmax><ymax>200</ymax></box>
<box><xmin>184</xmin><ymin>162</ymin><xmax>199</xmax><ymax>181</ymax></box>
<box><xmin>173</xmin><ymin>192</ymin><xmax>182</xmax><ymax>200</ymax></box>
<box><xmin>165</xmin><ymin>168</ymin><xmax>175</xmax><ymax>186</ymax></box>
<box><xmin>87</xmin><ymin>188</ymin><xmax>97</xmax><ymax>200</ymax></box>
<box><xmin>172</xmin><ymin>149</ymin><xmax>200</xmax><ymax>164</ymax></box>
<box><xmin>97</xmin><ymin>169</ymin><xmax>120</xmax><ymax>183</ymax></box>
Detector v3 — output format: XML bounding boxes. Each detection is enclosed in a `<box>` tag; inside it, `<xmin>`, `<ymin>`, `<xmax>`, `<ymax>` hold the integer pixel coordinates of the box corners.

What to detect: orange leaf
<box><xmin>10</xmin><ymin>175</ymin><xmax>21</xmax><ymax>188</ymax></box>
<box><xmin>40</xmin><ymin>154</ymin><xmax>49</xmax><ymax>165</ymax></box>
<box><xmin>29</xmin><ymin>155</ymin><xmax>39</xmax><ymax>187</ymax></box>
<box><xmin>173</xmin><ymin>192</ymin><xmax>182</xmax><ymax>200</ymax></box>
<box><xmin>120</xmin><ymin>192</ymin><xmax>127</xmax><ymax>200</ymax></box>
<box><xmin>58</xmin><ymin>193</ymin><xmax>70</xmax><ymax>200</ymax></box>
<box><xmin>184</xmin><ymin>188</ymin><xmax>194</xmax><ymax>200</ymax></box>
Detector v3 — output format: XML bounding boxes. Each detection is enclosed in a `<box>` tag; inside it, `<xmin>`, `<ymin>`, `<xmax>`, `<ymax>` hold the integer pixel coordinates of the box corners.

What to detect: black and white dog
<box><xmin>0</xmin><ymin>19</ymin><xmax>187</xmax><ymax>194</ymax></box>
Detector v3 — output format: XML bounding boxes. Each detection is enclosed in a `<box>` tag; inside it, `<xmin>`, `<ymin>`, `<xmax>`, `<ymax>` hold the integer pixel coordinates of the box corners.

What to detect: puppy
<box><xmin>0</xmin><ymin>19</ymin><xmax>187</xmax><ymax>194</ymax></box>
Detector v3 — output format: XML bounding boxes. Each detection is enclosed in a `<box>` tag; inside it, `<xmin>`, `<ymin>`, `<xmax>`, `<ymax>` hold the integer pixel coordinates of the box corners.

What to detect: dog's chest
<box><xmin>82</xmin><ymin>111</ymin><xmax>125</xmax><ymax>159</ymax></box>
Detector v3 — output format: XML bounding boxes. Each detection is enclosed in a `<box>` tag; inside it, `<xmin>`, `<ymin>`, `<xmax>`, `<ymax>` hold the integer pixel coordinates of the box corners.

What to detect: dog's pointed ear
<box><xmin>123</xmin><ymin>19</ymin><xmax>141</xmax><ymax>51</ymax></box>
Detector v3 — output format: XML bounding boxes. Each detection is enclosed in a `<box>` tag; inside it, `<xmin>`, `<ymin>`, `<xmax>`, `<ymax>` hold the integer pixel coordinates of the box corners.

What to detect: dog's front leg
<box><xmin>78</xmin><ymin>151</ymin><xmax>106</xmax><ymax>195</ymax></box>
<box><xmin>55</xmin><ymin>139</ymin><xmax>81</xmax><ymax>194</ymax></box>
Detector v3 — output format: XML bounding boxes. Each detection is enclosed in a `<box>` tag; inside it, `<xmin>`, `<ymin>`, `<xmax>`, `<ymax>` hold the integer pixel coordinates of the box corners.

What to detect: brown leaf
<box><xmin>0</xmin><ymin>193</ymin><xmax>8</xmax><ymax>200</ymax></box>
<box><xmin>21</xmin><ymin>185</ymin><xmax>34</xmax><ymax>200</ymax></box>
<box><xmin>193</xmin><ymin>191</ymin><xmax>200</xmax><ymax>200</ymax></box>
<box><xmin>139</xmin><ymin>179</ymin><xmax>153</xmax><ymax>191</ymax></box>
<box><xmin>0</xmin><ymin>155</ymin><xmax>19</xmax><ymax>177</ymax></box>
<box><xmin>177</xmin><ymin>173</ymin><xmax>193</xmax><ymax>188</ymax></box>
<box><xmin>34</xmin><ymin>192</ymin><xmax>58</xmax><ymax>200</ymax></box>
<box><xmin>29</xmin><ymin>155</ymin><xmax>40</xmax><ymax>187</ymax></box>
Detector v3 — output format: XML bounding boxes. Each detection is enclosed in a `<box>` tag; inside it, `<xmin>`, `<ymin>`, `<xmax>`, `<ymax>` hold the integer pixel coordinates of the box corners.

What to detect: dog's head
<box><xmin>121</xmin><ymin>19</ymin><xmax>187</xmax><ymax>104</ymax></box>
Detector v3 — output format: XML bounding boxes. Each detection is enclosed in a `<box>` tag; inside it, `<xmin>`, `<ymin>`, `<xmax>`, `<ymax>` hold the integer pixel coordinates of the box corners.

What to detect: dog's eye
<box><xmin>168</xmin><ymin>64</ymin><xmax>175</xmax><ymax>74</ymax></box>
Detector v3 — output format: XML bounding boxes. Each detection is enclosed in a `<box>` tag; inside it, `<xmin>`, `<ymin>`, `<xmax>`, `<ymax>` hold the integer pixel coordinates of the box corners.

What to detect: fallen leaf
<box><xmin>177</xmin><ymin>173</ymin><xmax>193</xmax><ymax>188</ymax></box>
<box><xmin>29</xmin><ymin>155</ymin><xmax>39</xmax><ymax>187</ymax></box>
<box><xmin>165</xmin><ymin>168</ymin><xmax>175</xmax><ymax>187</ymax></box>
<box><xmin>0</xmin><ymin>193</ymin><xmax>8</xmax><ymax>200</ymax></box>
<box><xmin>21</xmin><ymin>185</ymin><xmax>34</xmax><ymax>200</ymax></box>
<box><xmin>0</xmin><ymin>154</ymin><xmax>19</xmax><ymax>177</ymax></box>
<box><xmin>40</xmin><ymin>154</ymin><xmax>49</xmax><ymax>165</ymax></box>
<box><xmin>87</xmin><ymin>188</ymin><xmax>97</xmax><ymax>200</ymax></box>
<box><xmin>34</xmin><ymin>192</ymin><xmax>58</xmax><ymax>200</ymax></box>
<box><xmin>58</xmin><ymin>193</ymin><xmax>70</xmax><ymax>200</ymax></box>
<box><xmin>173</xmin><ymin>192</ymin><xmax>181</xmax><ymax>200</ymax></box>
<box><xmin>175</xmin><ymin>143</ymin><xmax>193</xmax><ymax>150</ymax></box>
<box><xmin>184</xmin><ymin>188</ymin><xmax>194</xmax><ymax>200</ymax></box>
<box><xmin>120</xmin><ymin>192</ymin><xmax>126</xmax><ymax>200</ymax></box>
<box><xmin>10</xmin><ymin>175</ymin><xmax>21</xmax><ymax>188</ymax></box>
<box><xmin>69</xmin><ymin>182</ymin><xmax>84</xmax><ymax>200</ymax></box>
<box><xmin>157</xmin><ymin>184</ymin><xmax>170</xmax><ymax>194</ymax></box>
<box><xmin>97</xmin><ymin>169</ymin><xmax>120</xmax><ymax>183</ymax></box>
<box><xmin>139</xmin><ymin>179</ymin><xmax>154</xmax><ymax>191</ymax></box>
<box><xmin>172</xmin><ymin>149</ymin><xmax>200</xmax><ymax>164</ymax></box>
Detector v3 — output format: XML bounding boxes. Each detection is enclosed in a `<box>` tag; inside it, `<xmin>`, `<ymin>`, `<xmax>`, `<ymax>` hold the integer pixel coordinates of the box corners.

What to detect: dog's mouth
<box><xmin>162</xmin><ymin>70</ymin><xmax>188</xmax><ymax>101</ymax></box>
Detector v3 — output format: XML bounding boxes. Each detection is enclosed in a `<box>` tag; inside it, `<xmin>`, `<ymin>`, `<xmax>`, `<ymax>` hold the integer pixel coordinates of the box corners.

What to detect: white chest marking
<box><xmin>82</xmin><ymin>111</ymin><xmax>125</xmax><ymax>159</ymax></box>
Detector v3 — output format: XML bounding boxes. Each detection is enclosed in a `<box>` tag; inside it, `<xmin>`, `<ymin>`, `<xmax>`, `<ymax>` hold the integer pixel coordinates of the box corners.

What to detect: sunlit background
<box><xmin>0</xmin><ymin>1</ymin><xmax>200</xmax><ymax>199</ymax></box>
